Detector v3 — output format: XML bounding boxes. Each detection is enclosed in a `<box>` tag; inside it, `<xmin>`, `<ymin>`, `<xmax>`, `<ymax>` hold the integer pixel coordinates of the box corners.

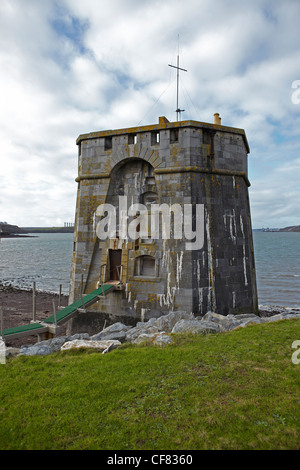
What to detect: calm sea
<box><xmin>0</xmin><ymin>233</ymin><xmax>73</xmax><ymax>295</ymax></box>
<box><xmin>0</xmin><ymin>231</ymin><xmax>299</xmax><ymax>306</ymax></box>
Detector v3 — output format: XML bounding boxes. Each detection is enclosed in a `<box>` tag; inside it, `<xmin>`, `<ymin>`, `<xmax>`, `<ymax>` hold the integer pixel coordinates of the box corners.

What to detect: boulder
<box><xmin>258</xmin><ymin>305</ymin><xmax>300</xmax><ymax>317</ymax></box>
<box><xmin>153</xmin><ymin>334</ymin><xmax>173</xmax><ymax>346</ymax></box>
<box><xmin>154</xmin><ymin>311</ymin><xmax>195</xmax><ymax>332</ymax></box>
<box><xmin>234</xmin><ymin>317</ymin><xmax>264</xmax><ymax>328</ymax></box>
<box><xmin>133</xmin><ymin>333</ymin><xmax>157</xmax><ymax>345</ymax></box>
<box><xmin>91</xmin><ymin>322</ymin><xmax>131</xmax><ymax>342</ymax></box>
<box><xmin>94</xmin><ymin>331</ymin><xmax>127</xmax><ymax>343</ymax></box>
<box><xmin>200</xmin><ymin>312</ymin><xmax>241</xmax><ymax>331</ymax></box>
<box><xmin>263</xmin><ymin>313</ymin><xmax>300</xmax><ymax>323</ymax></box>
<box><xmin>19</xmin><ymin>343</ymin><xmax>54</xmax><ymax>356</ymax></box>
<box><xmin>61</xmin><ymin>339</ymin><xmax>121</xmax><ymax>352</ymax></box>
<box><xmin>234</xmin><ymin>313</ymin><xmax>260</xmax><ymax>321</ymax></box>
<box><xmin>19</xmin><ymin>333</ymin><xmax>90</xmax><ymax>356</ymax></box>
<box><xmin>132</xmin><ymin>332</ymin><xmax>172</xmax><ymax>346</ymax></box>
<box><xmin>5</xmin><ymin>347</ymin><xmax>20</xmax><ymax>358</ymax></box>
<box><xmin>172</xmin><ymin>319</ymin><xmax>220</xmax><ymax>334</ymax></box>
<box><xmin>126</xmin><ymin>325</ymin><xmax>161</xmax><ymax>343</ymax></box>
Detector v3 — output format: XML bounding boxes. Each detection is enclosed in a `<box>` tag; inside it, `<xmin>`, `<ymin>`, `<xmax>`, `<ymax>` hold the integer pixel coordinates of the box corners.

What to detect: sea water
<box><xmin>253</xmin><ymin>231</ymin><xmax>300</xmax><ymax>307</ymax></box>
<box><xmin>0</xmin><ymin>231</ymin><xmax>299</xmax><ymax>306</ymax></box>
<box><xmin>0</xmin><ymin>233</ymin><xmax>73</xmax><ymax>295</ymax></box>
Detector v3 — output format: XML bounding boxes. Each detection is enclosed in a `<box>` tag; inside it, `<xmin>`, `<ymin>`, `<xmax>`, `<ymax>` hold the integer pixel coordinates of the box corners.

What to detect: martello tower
<box><xmin>68</xmin><ymin>114</ymin><xmax>258</xmax><ymax>334</ymax></box>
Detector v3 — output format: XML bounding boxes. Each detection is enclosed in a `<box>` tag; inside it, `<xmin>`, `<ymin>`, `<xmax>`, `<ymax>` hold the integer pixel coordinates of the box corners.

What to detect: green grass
<box><xmin>0</xmin><ymin>319</ymin><xmax>300</xmax><ymax>450</ymax></box>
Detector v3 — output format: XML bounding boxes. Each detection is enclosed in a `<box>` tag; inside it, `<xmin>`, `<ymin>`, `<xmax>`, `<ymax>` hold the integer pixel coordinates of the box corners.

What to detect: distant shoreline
<box><xmin>254</xmin><ymin>226</ymin><xmax>300</xmax><ymax>232</ymax></box>
<box><xmin>0</xmin><ymin>223</ymin><xmax>74</xmax><ymax>238</ymax></box>
<box><xmin>0</xmin><ymin>234</ymin><xmax>37</xmax><ymax>238</ymax></box>
<box><xmin>21</xmin><ymin>227</ymin><xmax>74</xmax><ymax>233</ymax></box>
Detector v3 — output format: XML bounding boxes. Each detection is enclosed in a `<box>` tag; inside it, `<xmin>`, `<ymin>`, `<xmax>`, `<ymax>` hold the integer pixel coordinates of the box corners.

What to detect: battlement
<box><xmin>76</xmin><ymin>116</ymin><xmax>250</xmax><ymax>185</ymax></box>
<box><xmin>76</xmin><ymin>116</ymin><xmax>250</xmax><ymax>152</ymax></box>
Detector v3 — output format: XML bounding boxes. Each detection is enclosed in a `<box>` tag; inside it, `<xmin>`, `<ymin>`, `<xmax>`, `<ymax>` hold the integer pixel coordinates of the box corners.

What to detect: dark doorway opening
<box><xmin>109</xmin><ymin>249</ymin><xmax>122</xmax><ymax>281</ymax></box>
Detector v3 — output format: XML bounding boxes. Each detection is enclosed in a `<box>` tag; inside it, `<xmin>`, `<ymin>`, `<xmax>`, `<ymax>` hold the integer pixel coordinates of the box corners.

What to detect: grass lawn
<box><xmin>0</xmin><ymin>319</ymin><xmax>299</xmax><ymax>450</ymax></box>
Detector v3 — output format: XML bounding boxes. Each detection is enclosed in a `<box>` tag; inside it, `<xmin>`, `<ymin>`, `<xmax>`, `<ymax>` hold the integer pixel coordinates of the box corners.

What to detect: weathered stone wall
<box><xmin>68</xmin><ymin>118</ymin><xmax>257</xmax><ymax>335</ymax></box>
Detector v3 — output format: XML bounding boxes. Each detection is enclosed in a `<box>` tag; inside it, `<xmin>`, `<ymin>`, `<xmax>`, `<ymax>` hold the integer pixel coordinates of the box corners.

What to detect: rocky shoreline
<box><xmin>1</xmin><ymin>283</ymin><xmax>299</xmax><ymax>358</ymax></box>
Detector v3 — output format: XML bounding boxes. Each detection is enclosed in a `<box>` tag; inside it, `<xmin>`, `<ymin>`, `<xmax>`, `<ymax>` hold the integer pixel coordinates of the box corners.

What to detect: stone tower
<box><xmin>68</xmin><ymin>115</ymin><xmax>258</xmax><ymax>334</ymax></box>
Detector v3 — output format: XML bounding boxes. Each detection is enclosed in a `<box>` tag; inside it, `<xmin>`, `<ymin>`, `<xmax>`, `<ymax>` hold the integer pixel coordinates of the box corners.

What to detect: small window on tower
<box><xmin>135</xmin><ymin>255</ymin><xmax>156</xmax><ymax>277</ymax></box>
<box><xmin>128</xmin><ymin>133</ymin><xmax>137</xmax><ymax>145</ymax></box>
<box><xmin>203</xmin><ymin>129</ymin><xmax>211</xmax><ymax>145</ymax></box>
<box><xmin>151</xmin><ymin>131</ymin><xmax>160</xmax><ymax>145</ymax></box>
<box><xmin>170</xmin><ymin>128</ymin><xmax>179</xmax><ymax>143</ymax></box>
<box><xmin>104</xmin><ymin>136</ymin><xmax>112</xmax><ymax>151</ymax></box>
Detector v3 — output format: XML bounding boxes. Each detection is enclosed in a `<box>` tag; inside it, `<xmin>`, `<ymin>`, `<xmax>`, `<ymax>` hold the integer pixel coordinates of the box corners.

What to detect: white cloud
<box><xmin>0</xmin><ymin>0</ymin><xmax>299</xmax><ymax>228</ymax></box>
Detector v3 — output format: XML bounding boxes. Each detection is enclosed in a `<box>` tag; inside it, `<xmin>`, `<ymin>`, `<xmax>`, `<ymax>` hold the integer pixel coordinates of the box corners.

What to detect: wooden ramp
<box><xmin>2</xmin><ymin>284</ymin><xmax>115</xmax><ymax>341</ymax></box>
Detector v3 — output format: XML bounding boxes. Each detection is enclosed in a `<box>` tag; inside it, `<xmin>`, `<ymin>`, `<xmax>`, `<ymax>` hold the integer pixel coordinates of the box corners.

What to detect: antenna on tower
<box><xmin>168</xmin><ymin>36</ymin><xmax>188</xmax><ymax>121</ymax></box>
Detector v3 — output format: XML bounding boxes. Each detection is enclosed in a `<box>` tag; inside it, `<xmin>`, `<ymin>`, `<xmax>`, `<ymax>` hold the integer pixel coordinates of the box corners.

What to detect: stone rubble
<box><xmin>4</xmin><ymin>306</ymin><xmax>300</xmax><ymax>358</ymax></box>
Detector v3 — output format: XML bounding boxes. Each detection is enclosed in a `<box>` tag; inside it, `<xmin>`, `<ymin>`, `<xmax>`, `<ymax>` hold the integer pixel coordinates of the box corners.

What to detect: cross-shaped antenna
<box><xmin>168</xmin><ymin>41</ymin><xmax>187</xmax><ymax>122</ymax></box>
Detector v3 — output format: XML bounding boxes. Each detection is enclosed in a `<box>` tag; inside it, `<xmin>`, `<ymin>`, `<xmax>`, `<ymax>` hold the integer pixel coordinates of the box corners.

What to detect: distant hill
<box><xmin>0</xmin><ymin>222</ymin><xmax>28</xmax><ymax>237</ymax></box>
<box><xmin>21</xmin><ymin>227</ymin><xmax>74</xmax><ymax>233</ymax></box>
<box><xmin>279</xmin><ymin>225</ymin><xmax>300</xmax><ymax>232</ymax></box>
<box><xmin>0</xmin><ymin>223</ymin><xmax>74</xmax><ymax>237</ymax></box>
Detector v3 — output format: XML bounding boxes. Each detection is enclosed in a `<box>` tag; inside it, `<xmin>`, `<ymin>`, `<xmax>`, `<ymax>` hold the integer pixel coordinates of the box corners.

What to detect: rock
<box><xmin>19</xmin><ymin>344</ymin><xmax>54</xmax><ymax>356</ymax></box>
<box><xmin>201</xmin><ymin>312</ymin><xmax>240</xmax><ymax>331</ymax></box>
<box><xmin>133</xmin><ymin>333</ymin><xmax>157</xmax><ymax>345</ymax></box>
<box><xmin>234</xmin><ymin>313</ymin><xmax>260</xmax><ymax>320</ymax></box>
<box><xmin>132</xmin><ymin>332</ymin><xmax>172</xmax><ymax>346</ymax></box>
<box><xmin>102</xmin><ymin>342</ymin><xmax>121</xmax><ymax>354</ymax></box>
<box><xmin>18</xmin><ymin>333</ymin><xmax>90</xmax><ymax>356</ymax></box>
<box><xmin>68</xmin><ymin>333</ymin><xmax>90</xmax><ymax>341</ymax></box>
<box><xmin>263</xmin><ymin>313</ymin><xmax>300</xmax><ymax>323</ymax></box>
<box><xmin>172</xmin><ymin>319</ymin><xmax>219</xmax><ymax>334</ymax></box>
<box><xmin>11</xmin><ymin>306</ymin><xmax>300</xmax><ymax>358</ymax></box>
<box><xmin>136</xmin><ymin>318</ymin><xmax>157</xmax><ymax>328</ymax></box>
<box><xmin>127</xmin><ymin>312</ymin><xmax>190</xmax><ymax>344</ymax></box>
<box><xmin>46</xmin><ymin>337</ymin><xmax>69</xmax><ymax>352</ymax></box>
<box><xmin>153</xmin><ymin>334</ymin><xmax>173</xmax><ymax>346</ymax></box>
<box><xmin>154</xmin><ymin>311</ymin><xmax>195</xmax><ymax>332</ymax></box>
<box><xmin>258</xmin><ymin>305</ymin><xmax>300</xmax><ymax>317</ymax></box>
<box><xmin>61</xmin><ymin>339</ymin><xmax>121</xmax><ymax>352</ymax></box>
<box><xmin>233</xmin><ymin>317</ymin><xmax>265</xmax><ymax>329</ymax></box>
<box><xmin>91</xmin><ymin>322</ymin><xmax>131</xmax><ymax>342</ymax></box>
<box><xmin>5</xmin><ymin>347</ymin><xmax>20</xmax><ymax>358</ymax></box>
<box><xmin>95</xmin><ymin>331</ymin><xmax>127</xmax><ymax>343</ymax></box>
<box><xmin>126</xmin><ymin>325</ymin><xmax>161</xmax><ymax>343</ymax></box>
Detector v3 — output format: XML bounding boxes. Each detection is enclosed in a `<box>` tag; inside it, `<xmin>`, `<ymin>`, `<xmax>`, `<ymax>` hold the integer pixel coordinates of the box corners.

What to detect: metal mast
<box><xmin>168</xmin><ymin>38</ymin><xmax>187</xmax><ymax>121</ymax></box>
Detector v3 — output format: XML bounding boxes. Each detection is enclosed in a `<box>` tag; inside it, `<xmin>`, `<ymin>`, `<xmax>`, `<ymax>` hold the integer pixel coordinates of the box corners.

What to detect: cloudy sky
<box><xmin>0</xmin><ymin>0</ymin><xmax>299</xmax><ymax>229</ymax></box>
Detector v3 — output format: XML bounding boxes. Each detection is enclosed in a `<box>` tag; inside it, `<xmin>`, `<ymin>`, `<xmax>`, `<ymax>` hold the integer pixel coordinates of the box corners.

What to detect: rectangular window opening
<box><xmin>134</xmin><ymin>256</ymin><xmax>156</xmax><ymax>277</ymax></box>
<box><xmin>128</xmin><ymin>133</ymin><xmax>137</xmax><ymax>145</ymax></box>
<box><xmin>203</xmin><ymin>129</ymin><xmax>211</xmax><ymax>145</ymax></box>
<box><xmin>151</xmin><ymin>131</ymin><xmax>160</xmax><ymax>146</ymax></box>
<box><xmin>170</xmin><ymin>128</ymin><xmax>179</xmax><ymax>143</ymax></box>
<box><xmin>104</xmin><ymin>136</ymin><xmax>113</xmax><ymax>151</ymax></box>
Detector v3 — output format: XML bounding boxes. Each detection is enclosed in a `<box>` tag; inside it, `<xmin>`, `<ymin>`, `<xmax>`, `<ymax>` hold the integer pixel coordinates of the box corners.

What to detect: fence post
<box><xmin>0</xmin><ymin>307</ymin><xmax>5</xmax><ymax>364</ymax></box>
<box><xmin>0</xmin><ymin>307</ymin><xmax>4</xmax><ymax>341</ymax></box>
<box><xmin>59</xmin><ymin>284</ymin><xmax>62</xmax><ymax>307</ymax></box>
<box><xmin>80</xmin><ymin>274</ymin><xmax>86</xmax><ymax>310</ymax></box>
<box><xmin>33</xmin><ymin>281</ymin><xmax>36</xmax><ymax>322</ymax></box>
<box><xmin>52</xmin><ymin>299</ymin><xmax>57</xmax><ymax>327</ymax></box>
